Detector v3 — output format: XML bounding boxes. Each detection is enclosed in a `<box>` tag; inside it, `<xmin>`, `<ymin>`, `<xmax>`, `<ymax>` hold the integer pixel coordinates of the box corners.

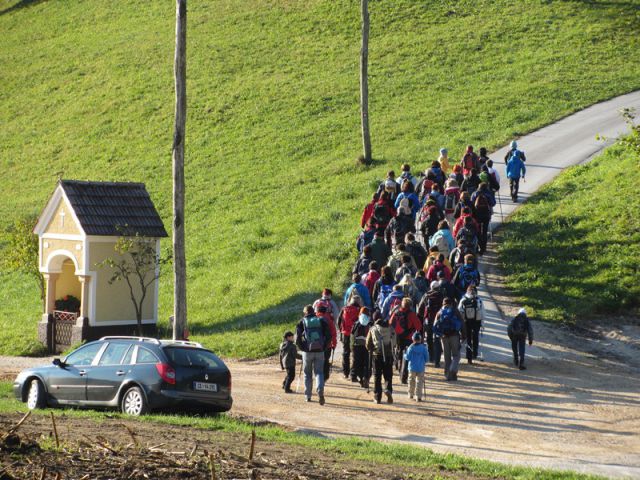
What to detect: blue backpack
<box><xmin>458</xmin><ymin>265</ymin><xmax>479</xmax><ymax>290</ymax></box>
<box><xmin>377</xmin><ymin>281</ymin><xmax>394</xmax><ymax>310</ymax></box>
<box><xmin>303</xmin><ymin>316</ymin><xmax>326</xmax><ymax>352</ymax></box>
<box><xmin>438</xmin><ymin>307</ymin><xmax>461</xmax><ymax>335</ymax></box>
<box><xmin>356</xmin><ymin>229</ymin><xmax>375</xmax><ymax>253</ymax></box>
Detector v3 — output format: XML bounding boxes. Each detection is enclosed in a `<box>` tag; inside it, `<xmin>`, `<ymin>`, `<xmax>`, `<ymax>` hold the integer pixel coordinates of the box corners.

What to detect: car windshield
<box><xmin>164</xmin><ymin>347</ymin><xmax>222</xmax><ymax>368</ymax></box>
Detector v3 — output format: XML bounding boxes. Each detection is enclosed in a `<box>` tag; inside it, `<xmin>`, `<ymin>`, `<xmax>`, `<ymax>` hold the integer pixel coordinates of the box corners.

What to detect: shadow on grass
<box><xmin>0</xmin><ymin>0</ymin><xmax>44</xmax><ymax>16</ymax></box>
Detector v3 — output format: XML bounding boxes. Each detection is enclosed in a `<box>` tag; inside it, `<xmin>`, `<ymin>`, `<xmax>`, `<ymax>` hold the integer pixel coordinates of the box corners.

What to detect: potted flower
<box><xmin>55</xmin><ymin>295</ymin><xmax>81</xmax><ymax>313</ymax></box>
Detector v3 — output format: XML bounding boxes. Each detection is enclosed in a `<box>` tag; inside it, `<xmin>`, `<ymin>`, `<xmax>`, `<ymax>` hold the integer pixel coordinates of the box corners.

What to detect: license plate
<box><xmin>193</xmin><ymin>381</ymin><xmax>217</xmax><ymax>392</ymax></box>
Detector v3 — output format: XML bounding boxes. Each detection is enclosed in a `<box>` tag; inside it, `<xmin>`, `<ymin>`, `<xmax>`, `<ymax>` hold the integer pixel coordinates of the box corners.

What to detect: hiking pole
<box><xmin>295</xmin><ymin>360</ymin><xmax>304</xmax><ymax>393</ymax></box>
<box><xmin>367</xmin><ymin>351</ymin><xmax>372</xmax><ymax>394</ymax></box>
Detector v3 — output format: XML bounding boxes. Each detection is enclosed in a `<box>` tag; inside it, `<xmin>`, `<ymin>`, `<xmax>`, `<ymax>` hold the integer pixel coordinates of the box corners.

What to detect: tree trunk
<box><xmin>172</xmin><ymin>0</ymin><xmax>188</xmax><ymax>340</ymax></box>
<box><xmin>360</xmin><ymin>0</ymin><xmax>372</xmax><ymax>163</ymax></box>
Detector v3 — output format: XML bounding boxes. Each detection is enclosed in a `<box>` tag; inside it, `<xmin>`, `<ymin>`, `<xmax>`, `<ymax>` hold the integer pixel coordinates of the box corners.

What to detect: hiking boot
<box><xmin>434</xmin><ymin>362</ymin><xmax>441</xmax><ymax>368</ymax></box>
<box><xmin>318</xmin><ymin>393</ymin><xmax>325</xmax><ymax>406</ymax></box>
<box><xmin>385</xmin><ymin>392</ymin><xmax>393</xmax><ymax>404</ymax></box>
<box><xmin>519</xmin><ymin>364</ymin><xmax>526</xmax><ymax>371</ymax></box>
<box><xmin>374</xmin><ymin>396</ymin><xmax>381</xmax><ymax>404</ymax></box>
<box><xmin>306</xmin><ymin>397</ymin><xmax>311</xmax><ymax>402</ymax></box>
<box><xmin>452</xmin><ymin>372</ymin><xmax>458</xmax><ymax>381</ymax></box>
<box><xmin>467</xmin><ymin>358</ymin><xmax>473</xmax><ymax>365</ymax></box>
<box><xmin>284</xmin><ymin>388</ymin><xmax>293</xmax><ymax>394</ymax></box>
<box><xmin>513</xmin><ymin>357</ymin><xmax>519</xmax><ymax>367</ymax></box>
<box><xmin>351</xmin><ymin>377</ymin><xmax>359</xmax><ymax>383</ymax></box>
<box><xmin>416</xmin><ymin>398</ymin><xmax>422</xmax><ymax>403</ymax></box>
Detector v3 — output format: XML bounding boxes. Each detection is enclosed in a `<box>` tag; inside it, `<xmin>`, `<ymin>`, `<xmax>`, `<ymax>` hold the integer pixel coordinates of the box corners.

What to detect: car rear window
<box><xmin>164</xmin><ymin>347</ymin><xmax>223</xmax><ymax>368</ymax></box>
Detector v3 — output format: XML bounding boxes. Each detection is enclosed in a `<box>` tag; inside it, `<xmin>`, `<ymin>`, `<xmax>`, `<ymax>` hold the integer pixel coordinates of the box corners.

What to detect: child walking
<box><xmin>279</xmin><ymin>331</ymin><xmax>299</xmax><ymax>393</ymax></box>
<box><xmin>404</xmin><ymin>331</ymin><xmax>429</xmax><ymax>401</ymax></box>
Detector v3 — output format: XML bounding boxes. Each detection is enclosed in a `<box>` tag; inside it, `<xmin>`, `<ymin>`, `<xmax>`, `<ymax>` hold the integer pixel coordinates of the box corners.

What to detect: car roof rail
<box><xmin>99</xmin><ymin>336</ymin><xmax>161</xmax><ymax>345</ymax></box>
<box><xmin>159</xmin><ymin>339</ymin><xmax>204</xmax><ymax>348</ymax></box>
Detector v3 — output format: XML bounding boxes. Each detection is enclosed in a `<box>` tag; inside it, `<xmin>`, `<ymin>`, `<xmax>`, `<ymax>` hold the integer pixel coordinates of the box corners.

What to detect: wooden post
<box><xmin>172</xmin><ymin>0</ymin><xmax>188</xmax><ymax>340</ymax></box>
<box><xmin>360</xmin><ymin>0</ymin><xmax>372</xmax><ymax>163</ymax></box>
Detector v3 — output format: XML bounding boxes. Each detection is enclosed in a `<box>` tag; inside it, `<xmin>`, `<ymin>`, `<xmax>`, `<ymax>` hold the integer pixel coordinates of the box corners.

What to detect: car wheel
<box><xmin>26</xmin><ymin>378</ymin><xmax>46</xmax><ymax>410</ymax></box>
<box><xmin>121</xmin><ymin>386</ymin><xmax>148</xmax><ymax>416</ymax></box>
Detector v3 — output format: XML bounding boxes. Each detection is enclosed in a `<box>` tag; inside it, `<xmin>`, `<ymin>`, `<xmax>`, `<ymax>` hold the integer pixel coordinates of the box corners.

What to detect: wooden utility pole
<box><xmin>360</xmin><ymin>0</ymin><xmax>372</xmax><ymax>163</ymax></box>
<box><xmin>172</xmin><ymin>0</ymin><xmax>188</xmax><ymax>340</ymax></box>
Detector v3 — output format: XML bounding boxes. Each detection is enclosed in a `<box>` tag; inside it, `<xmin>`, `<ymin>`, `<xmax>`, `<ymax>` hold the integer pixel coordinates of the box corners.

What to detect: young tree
<box><xmin>172</xmin><ymin>0</ymin><xmax>188</xmax><ymax>340</ymax></box>
<box><xmin>98</xmin><ymin>235</ymin><xmax>169</xmax><ymax>336</ymax></box>
<box><xmin>1</xmin><ymin>214</ymin><xmax>44</xmax><ymax>309</ymax></box>
<box><xmin>359</xmin><ymin>0</ymin><xmax>372</xmax><ymax>164</ymax></box>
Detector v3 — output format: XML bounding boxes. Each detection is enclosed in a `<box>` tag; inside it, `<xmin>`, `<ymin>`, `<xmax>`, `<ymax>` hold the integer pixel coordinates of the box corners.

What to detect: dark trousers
<box><xmin>324</xmin><ymin>348</ymin><xmax>333</xmax><ymax>380</ymax></box>
<box><xmin>433</xmin><ymin>336</ymin><xmax>443</xmax><ymax>366</ymax></box>
<box><xmin>396</xmin><ymin>339</ymin><xmax>411</xmax><ymax>384</ymax></box>
<box><xmin>342</xmin><ymin>336</ymin><xmax>351</xmax><ymax>378</ymax></box>
<box><xmin>283</xmin><ymin>366</ymin><xmax>295</xmax><ymax>391</ymax></box>
<box><xmin>466</xmin><ymin>319</ymin><xmax>482</xmax><ymax>361</ymax></box>
<box><xmin>372</xmin><ymin>354</ymin><xmax>393</xmax><ymax>399</ymax></box>
<box><xmin>352</xmin><ymin>345</ymin><xmax>370</xmax><ymax>381</ymax></box>
<box><xmin>509</xmin><ymin>178</ymin><xmax>520</xmax><ymax>200</ymax></box>
<box><xmin>478</xmin><ymin>220</ymin><xmax>490</xmax><ymax>253</ymax></box>
<box><xmin>511</xmin><ymin>337</ymin><xmax>526</xmax><ymax>365</ymax></box>
<box><xmin>425</xmin><ymin>324</ymin><xmax>434</xmax><ymax>360</ymax></box>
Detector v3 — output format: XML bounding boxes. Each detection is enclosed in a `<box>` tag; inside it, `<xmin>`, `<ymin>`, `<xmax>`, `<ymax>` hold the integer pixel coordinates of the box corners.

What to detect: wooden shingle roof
<box><xmin>60</xmin><ymin>180</ymin><xmax>168</xmax><ymax>237</ymax></box>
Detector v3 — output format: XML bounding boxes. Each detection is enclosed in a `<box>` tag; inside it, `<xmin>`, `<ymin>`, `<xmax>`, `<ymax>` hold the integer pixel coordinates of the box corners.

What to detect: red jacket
<box><xmin>362</xmin><ymin>270</ymin><xmax>380</xmax><ymax>297</ymax></box>
<box><xmin>390</xmin><ymin>308</ymin><xmax>422</xmax><ymax>340</ymax></box>
<box><xmin>453</xmin><ymin>214</ymin><xmax>479</xmax><ymax>238</ymax></box>
<box><xmin>426</xmin><ymin>261</ymin><xmax>452</xmax><ymax>282</ymax></box>
<box><xmin>339</xmin><ymin>305</ymin><xmax>360</xmax><ymax>336</ymax></box>
<box><xmin>360</xmin><ymin>201</ymin><xmax>376</xmax><ymax>229</ymax></box>
<box><xmin>318</xmin><ymin>311</ymin><xmax>337</xmax><ymax>348</ymax></box>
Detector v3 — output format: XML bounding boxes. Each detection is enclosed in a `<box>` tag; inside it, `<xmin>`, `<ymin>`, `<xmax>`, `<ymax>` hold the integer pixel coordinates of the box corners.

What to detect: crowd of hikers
<box><xmin>280</xmin><ymin>143</ymin><xmax>534</xmax><ymax>405</ymax></box>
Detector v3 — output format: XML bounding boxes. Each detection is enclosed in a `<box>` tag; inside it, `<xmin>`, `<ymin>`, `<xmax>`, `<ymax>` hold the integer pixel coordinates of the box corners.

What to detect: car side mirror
<box><xmin>52</xmin><ymin>358</ymin><xmax>65</xmax><ymax>368</ymax></box>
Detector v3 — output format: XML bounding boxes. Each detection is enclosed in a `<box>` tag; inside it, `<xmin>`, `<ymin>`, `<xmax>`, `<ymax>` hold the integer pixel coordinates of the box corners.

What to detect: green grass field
<box><xmin>1</xmin><ymin>0</ymin><xmax>640</xmax><ymax>357</ymax></box>
<box><xmin>499</xmin><ymin>141</ymin><xmax>640</xmax><ymax>323</ymax></box>
<box><xmin>0</xmin><ymin>382</ymin><xmax>603</xmax><ymax>479</ymax></box>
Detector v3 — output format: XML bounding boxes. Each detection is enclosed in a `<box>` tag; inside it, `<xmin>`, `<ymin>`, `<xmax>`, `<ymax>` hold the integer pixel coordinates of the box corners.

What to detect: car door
<box><xmin>47</xmin><ymin>342</ymin><xmax>105</xmax><ymax>402</ymax></box>
<box><xmin>86</xmin><ymin>342</ymin><xmax>133</xmax><ymax>403</ymax></box>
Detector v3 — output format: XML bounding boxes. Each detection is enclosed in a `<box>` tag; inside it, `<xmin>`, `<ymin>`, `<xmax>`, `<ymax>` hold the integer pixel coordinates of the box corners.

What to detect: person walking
<box><xmin>279</xmin><ymin>331</ymin><xmax>300</xmax><ymax>393</ymax></box>
<box><xmin>506</xmin><ymin>150</ymin><xmax>526</xmax><ymax>202</ymax></box>
<box><xmin>296</xmin><ymin>305</ymin><xmax>332</xmax><ymax>404</ymax></box>
<box><xmin>366</xmin><ymin>315</ymin><xmax>394</xmax><ymax>404</ymax></box>
<box><xmin>313</xmin><ymin>288</ymin><xmax>340</xmax><ymax>325</ymax></box>
<box><xmin>433</xmin><ymin>298</ymin><xmax>465</xmax><ymax>381</ymax></box>
<box><xmin>338</xmin><ymin>298</ymin><xmax>360</xmax><ymax>379</ymax></box>
<box><xmin>404</xmin><ymin>332</ymin><xmax>429</xmax><ymax>402</ymax></box>
<box><xmin>508</xmin><ymin>308</ymin><xmax>534</xmax><ymax>370</ymax></box>
<box><xmin>350</xmin><ymin>307</ymin><xmax>372</xmax><ymax>388</ymax></box>
<box><xmin>390</xmin><ymin>298</ymin><xmax>422</xmax><ymax>384</ymax></box>
<box><xmin>504</xmin><ymin>140</ymin><xmax>526</xmax><ymax>164</ymax></box>
<box><xmin>343</xmin><ymin>273</ymin><xmax>372</xmax><ymax>308</ymax></box>
<box><xmin>458</xmin><ymin>286</ymin><xmax>485</xmax><ymax>364</ymax></box>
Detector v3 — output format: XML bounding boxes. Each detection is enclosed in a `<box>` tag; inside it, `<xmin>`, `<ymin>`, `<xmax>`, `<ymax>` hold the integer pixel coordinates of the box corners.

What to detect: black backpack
<box><xmin>511</xmin><ymin>314</ymin><xmax>528</xmax><ymax>339</ymax></box>
<box><xmin>461</xmin><ymin>296</ymin><xmax>479</xmax><ymax>321</ymax></box>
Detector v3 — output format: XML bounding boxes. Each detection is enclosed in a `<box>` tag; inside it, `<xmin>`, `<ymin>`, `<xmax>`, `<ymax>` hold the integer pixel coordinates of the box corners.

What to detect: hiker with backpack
<box><xmin>425</xmin><ymin>161</ymin><xmax>446</xmax><ymax>188</ymax></box>
<box><xmin>506</xmin><ymin>150</ymin><xmax>527</xmax><ymax>202</ymax></box>
<box><xmin>381</xmin><ymin>284</ymin><xmax>405</xmax><ymax>320</ymax></box>
<box><xmin>366</xmin><ymin>314</ymin><xmax>394</xmax><ymax>404</ymax></box>
<box><xmin>451</xmin><ymin>164</ymin><xmax>464</xmax><ymax>190</ymax></box>
<box><xmin>404</xmin><ymin>332</ymin><xmax>429</xmax><ymax>402</ymax></box>
<box><xmin>351</xmin><ymin>307</ymin><xmax>372</xmax><ymax>388</ymax></box>
<box><xmin>460</xmin><ymin>145</ymin><xmax>479</xmax><ymax>176</ymax></box>
<box><xmin>426</xmin><ymin>253</ymin><xmax>452</xmax><ymax>283</ymax></box>
<box><xmin>386</xmin><ymin>206</ymin><xmax>416</xmax><ymax>248</ymax></box>
<box><xmin>453</xmin><ymin>191</ymin><xmax>476</xmax><ymax>220</ymax></box>
<box><xmin>419</xmin><ymin>199</ymin><xmax>443</xmax><ymax>243</ymax></box>
<box><xmin>413</xmin><ymin>270</ymin><xmax>430</xmax><ymax>301</ymax></box>
<box><xmin>449</xmin><ymin>238</ymin><xmax>475</xmax><ymax>275</ymax></box>
<box><xmin>429</xmin><ymin>220</ymin><xmax>455</xmax><ymax>259</ymax></box>
<box><xmin>433</xmin><ymin>297</ymin><xmax>465</xmax><ymax>381</ymax></box>
<box><xmin>353</xmin><ymin>244</ymin><xmax>374</xmax><ymax>277</ymax></box>
<box><xmin>313</xmin><ymin>288</ymin><xmax>340</xmax><ymax>324</ymax></box>
<box><xmin>295</xmin><ymin>305</ymin><xmax>332</xmax><ymax>404</ymax></box>
<box><xmin>417</xmin><ymin>280</ymin><xmax>444</xmax><ymax>365</ymax></box>
<box><xmin>394</xmin><ymin>180</ymin><xmax>421</xmax><ymax>220</ymax></box>
<box><xmin>471</xmin><ymin>182</ymin><xmax>496</xmax><ymax>255</ymax></box>
<box><xmin>424</xmin><ymin>245</ymin><xmax>453</xmax><ymax>273</ymax></box>
<box><xmin>370</xmin><ymin>232</ymin><xmax>392</xmax><ymax>268</ymax></box>
<box><xmin>405</xmin><ymin>233</ymin><xmax>428</xmax><ymax>270</ymax></box>
<box><xmin>343</xmin><ymin>273</ymin><xmax>372</xmax><ymax>309</ymax></box>
<box><xmin>485</xmin><ymin>159</ymin><xmax>501</xmax><ymax>192</ymax></box>
<box><xmin>508</xmin><ymin>308</ymin><xmax>534</xmax><ymax>370</ymax></box>
<box><xmin>372</xmin><ymin>191</ymin><xmax>396</xmax><ymax>231</ymax></box>
<box><xmin>460</xmin><ymin>168</ymin><xmax>482</xmax><ymax>195</ymax></box>
<box><xmin>398</xmin><ymin>164</ymin><xmax>419</xmax><ymax>191</ymax></box>
<box><xmin>387</xmin><ymin>243</ymin><xmax>417</xmax><ymax>274</ymax></box>
<box><xmin>372</xmin><ymin>265</ymin><xmax>396</xmax><ymax>311</ymax></box>
<box><xmin>398</xmin><ymin>273</ymin><xmax>421</xmax><ymax>306</ymax></box>
<box><xmin>458</xmin><ymin>286</ymin><xmax>485</xmax><ymax>364</ymax></box>
<box><xmin>361</xmin><ymin>261</ymin><xmax>380</xmax><ymax>298</ymax></box>
<box><xmin>443</xmin><ymin>178</ymin><xmax>461</xmax><ymax>224</ymax></box>
<box><xmin>390</xmin><ymin>298</ymin><xmax>422</xmax><ymax>384</ymax></box>
<box><xmin>315</xmin><ymin>304</ymin><xmax>337</xmax><ymax>381</ymax></box>
<box><xmin>395</xmin><ymin>255</ymin><xmax>417</xmax><ymax>282</ymax></box>
<box><xmin>427</xmin><ymin>184</ymin><xmax>446</xmax><ymax>212</ymax></box>
<box><xmin>279</xmin><ymin>331</ymin><xmax>301</xmax><ymax>394</ymax></box>
<box><xmin>376</xmin><ymin>171</ymin><xmax>401</xmax><ymax>199</ymax></box>
<box><xmin>455</xmin><ymin>216</ymin><xmax>480</xmax><ymax>255</ymax></box>
<box><xmin>478</xmin><ymin>147</ymin><xmax>490</xmax><ymax>170</ymax></box>
<box><xmin>356</xmin><ymin>223</ymin><xmax>376</xmax><ymax>254</ymax></box>
<box><xmin>504</xmin><ymin>140</ymin><xmax>527</xmax><ymax>164</ymax></box>
<box><xmin>338</xmin><ymin>297</ymin><xmax>361</xmax><ymax>379</ymax></box>
<box><xmin>452</xmin><ymin>254</ymin><xmax>481</xmax><ymax>300</ymax></box>
<box><xmin>360</xmin><ymin>192</ymin><xmax>380</xmax><ymax>229</ymax></box>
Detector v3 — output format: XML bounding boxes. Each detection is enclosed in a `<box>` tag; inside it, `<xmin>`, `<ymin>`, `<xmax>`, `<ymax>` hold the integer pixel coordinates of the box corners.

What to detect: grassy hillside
<box><xmin>499</xmin><ymin>140</ymin><xmax>640</xmax><ymax>323</ymax></box>
<box><xmin>1</xmin><ymin>0</ymin><xmax>640</xmax><ymax>356</ymax></box>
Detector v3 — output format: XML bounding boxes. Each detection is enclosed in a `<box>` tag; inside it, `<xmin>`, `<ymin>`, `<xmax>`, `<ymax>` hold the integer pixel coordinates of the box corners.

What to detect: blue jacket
<box><xmin>381</xmin><ymin>290</ymin><xmax>404</xmax><ymax>319</ymax></box>
<box><xmin>394</xmin><ymin>192</ymin><xmax>421</xmax><ymax>218</ymax></box>
<box><xmin>343</xmin><ymin>282</ymin><xmax>372</xmax><ymax>308</ymax></box>
<box><xmin>404</xmin><ymin>342</ymin><xmax>429</xmax><ymax>372</ymax></box>
<box><xmin>506</xmin><ymin>157</ymin><xmax>526</xmax><ymax>179</ymax></box>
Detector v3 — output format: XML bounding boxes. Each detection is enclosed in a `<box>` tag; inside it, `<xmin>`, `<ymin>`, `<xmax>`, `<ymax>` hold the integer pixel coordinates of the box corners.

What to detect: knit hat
<box><xmin>510</xmin><ymin>140</ymin><xmax>518</xmax><ymax>149</ymax></box>
<box><xmin>412</xmin><ymin>331</ymin><xmax>422</xmax><ymax>341</ymax></box>
<box><xmin>518</xmin><ymin>308</ymin><xmax>527</xmax><ymax>315</ymax></box>
<box><xmin>439</xmin><ymin>147</ymin><xmax>448</xmax><ymax>156</ymax></box>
